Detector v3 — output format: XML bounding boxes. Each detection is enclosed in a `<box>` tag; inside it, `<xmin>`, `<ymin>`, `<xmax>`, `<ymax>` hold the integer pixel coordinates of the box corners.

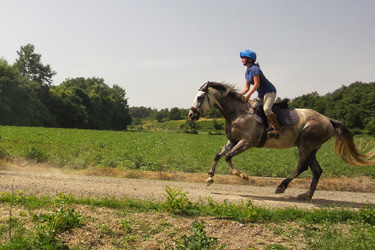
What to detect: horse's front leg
<box><xmin>207</xmin><ymin>140</ymin><xmax>234</xmax><ymax>186</ymax></box>
<box><xmin>225</xmin><ymin>140</ymin><xmax>252</xmax><ymax>181</ymax></box>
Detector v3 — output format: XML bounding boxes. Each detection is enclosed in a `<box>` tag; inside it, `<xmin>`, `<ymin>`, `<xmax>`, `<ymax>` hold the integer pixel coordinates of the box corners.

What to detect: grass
<box><xmin>2</xmin><ymin>187</ymin><xmax>375</xmax><ymax>225</ymax></box>
<box><xmin>0</xmin><ymin>187</ymin><xmax>375</xmax><ymax>249</ymax></box>
<box><xmin>1</xmin><ymin>125</ymin><xmax>375</xmax><ymax>179</ymax></box>
<box><xmin>172</xmin><ymin>220</ymin><xmax>224</xmax><ymax>250</ymax></box>
<box><xmin>0</xmin><ymin>197</ymin><xmax>82</xmax><ymax>249</ymax></box>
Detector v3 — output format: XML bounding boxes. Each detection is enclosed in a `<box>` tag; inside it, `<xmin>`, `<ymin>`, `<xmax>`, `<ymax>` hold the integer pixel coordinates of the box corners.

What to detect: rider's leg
<box><xmin>264</xmin><ymin>92</ymin><xmax>280</xmax><ymax>138</ymax></box>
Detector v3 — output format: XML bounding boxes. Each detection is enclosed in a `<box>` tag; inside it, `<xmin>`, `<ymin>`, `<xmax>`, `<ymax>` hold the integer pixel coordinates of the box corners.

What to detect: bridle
<box><xmin>190</xmin><ymin>106</ymin><xmax>199</xmax><ymax>113</ymax></box>
<box><xmin>189</xmin><ymin>88</ymin><xmax>211</xmax><ymax>116</ymax></box>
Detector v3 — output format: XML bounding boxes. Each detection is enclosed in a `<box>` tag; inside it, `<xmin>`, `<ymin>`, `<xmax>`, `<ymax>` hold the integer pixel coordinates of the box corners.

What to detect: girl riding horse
<box><xmin>240</xmin><ymin>50</ymin><xmax>280</xmax><ymax>139</ymax></box>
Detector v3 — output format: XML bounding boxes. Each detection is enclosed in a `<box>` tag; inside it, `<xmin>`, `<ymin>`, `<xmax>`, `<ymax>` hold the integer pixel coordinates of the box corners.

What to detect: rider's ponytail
<box><xmin>249</xmin><ymin>58</ymin><xmax>260</xmax><ymax>68</ymax></box>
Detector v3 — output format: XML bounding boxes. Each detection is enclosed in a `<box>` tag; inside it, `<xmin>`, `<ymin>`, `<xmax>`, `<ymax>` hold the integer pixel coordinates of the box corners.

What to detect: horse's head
<box><xmin>188</xmin><ymin>82</ymin><xmax>214</xmax><ymax>121</ymax></box>
<box><xmin>188</xmin><ymin>81</ymin><xmax>243</xmax><ymax>121</ymax></box>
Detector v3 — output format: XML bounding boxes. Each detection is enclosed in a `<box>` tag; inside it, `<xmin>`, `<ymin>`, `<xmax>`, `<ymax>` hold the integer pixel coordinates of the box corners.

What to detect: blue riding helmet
<box><xmin>240</xmin><ymin>50</ymin><xmax>257</xmax><ymax>61</ymax></box>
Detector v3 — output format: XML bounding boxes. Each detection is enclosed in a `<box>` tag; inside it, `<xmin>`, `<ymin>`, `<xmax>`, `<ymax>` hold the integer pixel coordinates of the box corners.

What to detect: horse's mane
<box><xmin>201</xmin><ymin>81</ymin><xmax>242</xmax><ymax>100</ymax></box>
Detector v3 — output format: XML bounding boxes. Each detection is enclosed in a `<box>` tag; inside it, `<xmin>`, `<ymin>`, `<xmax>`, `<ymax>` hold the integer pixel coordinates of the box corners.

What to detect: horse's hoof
<box><xmin>240</xmin><ymin>172</ymin><xmax>249</xmax><ymax>181</ymax></box>
<box><xmin>296</xmin><ymin>192</ymin><xmax>312</xmax><ymax>201</ymax></box>
<box><xmin>206</xmin><ymin>177</ymin><xmax>214</xmax><ymax>186</ymax></box>
<box><xmin>275</xmin><ymin>187</ymin><xmax>285</xmax><ymax>194</ymax></box>
<box><xmin>232</xmin><ymin>169</ymin><xmax>241</xmax><ymax>177</ymax></box>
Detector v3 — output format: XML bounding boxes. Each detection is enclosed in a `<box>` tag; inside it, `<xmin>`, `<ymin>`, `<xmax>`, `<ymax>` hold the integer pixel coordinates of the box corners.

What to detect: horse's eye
<box><xmin>197</xmin><ymin>96</ymin><xmax>204</xmax><ymax>102</ymax></box>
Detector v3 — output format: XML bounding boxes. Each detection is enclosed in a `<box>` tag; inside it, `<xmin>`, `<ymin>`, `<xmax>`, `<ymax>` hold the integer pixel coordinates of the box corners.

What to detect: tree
<box><xmin>290</xmin><ymin>81</ymin><xmax>375</xmax><ymax>133</ymax></box>
<box><xmin>13</xmin><ymin>44</ymin><xmax>57</xmax><ymax>115</ymax></box>
<box><xmin>50</xmin><ymin>77</ymin><xmax>131</xmax><ymax>130</ymax></box>
<box><xmin>155</xmin><ymin>108</ymin><xmax>169</xmax><ymax>122</ymax></box>
<box><xmin>0</xmin><ymin>59</ymin><xmax>53</xmax><ymax>126</ymax></box>
<box><xmin>207</xmin><ymin>106</ymin><xmax>222</xmax><ymax>118</ymax></box>
<box><xmin>129</xmin><ymin>106</ymin><xmax>155</xmax><ymax>119</ymax></box>
<box><xmin>14</xmin><ymin>44</ymin><xmax>56</xmax><ymax>86</ymax></box>
<box><xmin>168</xmin><ymin>107</ymin><xmax>182</xmax><ymax>120</ymax></box>
<box><xmin>110</xmin><ymin>84</ymin><xmax>132</xmax><ymax>130</ymax></box>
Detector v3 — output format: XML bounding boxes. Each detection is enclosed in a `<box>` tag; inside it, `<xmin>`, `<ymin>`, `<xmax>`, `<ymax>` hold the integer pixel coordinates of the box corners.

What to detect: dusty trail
<box><xmin>1</xmin><ymin>165</ymin><xmax>374</xmax><ymax>209</ymax></box>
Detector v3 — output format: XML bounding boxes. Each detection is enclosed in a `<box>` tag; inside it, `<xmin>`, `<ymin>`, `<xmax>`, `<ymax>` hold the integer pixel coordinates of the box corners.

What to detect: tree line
<box><xmin>289</xmin><ymin>81</ymin><xmax>375</xmax><ymax>135</ymax></box>
<box><xmin>129</xmin><ymin>106</ymin><xmax>221</xmax><ymax>124</ymax></box>
<box><xmin>1</xmin><ymin>44</ymin><xmax>374</xmax><ymax>134</ymax></box>
<box><xmin>0</xmin><ymin>44</ymin><xmax>132</xmax><ymax>130</ymax></box>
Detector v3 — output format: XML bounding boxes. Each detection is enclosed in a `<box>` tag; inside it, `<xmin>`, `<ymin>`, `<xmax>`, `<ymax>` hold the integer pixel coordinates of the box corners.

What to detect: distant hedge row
<box><xmin>290</xmin><ymin>81</ymin><xmax>375</xmax><ymax>135</ymax></box>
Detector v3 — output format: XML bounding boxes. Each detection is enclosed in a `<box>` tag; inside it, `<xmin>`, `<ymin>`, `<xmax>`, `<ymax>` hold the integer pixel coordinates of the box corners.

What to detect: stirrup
<box><xmin>266</xmin><ymin>126</ymin><xmax>277</xmax><ymax>132</ymax></box>
<box><xmin>267</xmin><ymin>127</ymin><xmax>280</xmax><ymax>139</ymax></box>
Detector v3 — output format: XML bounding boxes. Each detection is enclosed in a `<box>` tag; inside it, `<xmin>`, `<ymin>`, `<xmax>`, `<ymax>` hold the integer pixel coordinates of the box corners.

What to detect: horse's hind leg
<box><xmin>275</xmin><ymin>155</ymin><xmax>309</xmax><ymax>194</ymax></box>
<box><xmin>276</xmin><ymin>148</ymin><xmax>323</xmax><ymax>201</ymax></box>
<box><xmin>206</xmin><ymin>140</ymin><xmax>234</xmax><ymax>186</ymax></box>
<box><xmin>296</xmin><ymin>150</ymin><xmax>322</xmax><ymax>201</ymax></box>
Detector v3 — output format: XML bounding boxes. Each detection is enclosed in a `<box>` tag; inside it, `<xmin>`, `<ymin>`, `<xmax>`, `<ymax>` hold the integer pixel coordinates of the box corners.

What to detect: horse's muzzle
<box><xmin>188</xmin><ymin>107</ymin><xmax>200</xmax><ymax>121</ymax></box>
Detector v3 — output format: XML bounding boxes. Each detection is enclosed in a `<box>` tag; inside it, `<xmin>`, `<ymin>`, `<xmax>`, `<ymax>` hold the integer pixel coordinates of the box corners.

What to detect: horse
<box><xmin>188</xmin><ymin>81</ymin><xmax>375</xmax><ymax>201</ymax></box>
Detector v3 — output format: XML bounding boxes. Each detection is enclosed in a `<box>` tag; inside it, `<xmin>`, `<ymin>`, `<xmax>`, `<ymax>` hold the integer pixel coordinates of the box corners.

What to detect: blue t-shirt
<box><xmin>245</xmin><ymin>65</ymin><xmax>276</xmax><ymax>99</ymax></box>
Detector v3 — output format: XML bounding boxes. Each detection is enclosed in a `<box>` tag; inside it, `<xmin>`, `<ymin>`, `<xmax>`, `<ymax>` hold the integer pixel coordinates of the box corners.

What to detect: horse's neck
<box><xmin>215</xmin><ymin>95</ymin><xmax>254</xmax><ymax>121</ymax></box>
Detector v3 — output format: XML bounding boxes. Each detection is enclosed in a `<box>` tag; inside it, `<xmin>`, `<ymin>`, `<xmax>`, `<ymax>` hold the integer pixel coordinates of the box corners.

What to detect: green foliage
<box><xmin>1</xmin><ymin>205</ymin><xmax>82</xmax><ymax>250</ymax></box>
<box><xmin>129</xmin><ymin>106</ymin><xmax>191</xmax><ymax>123</ymax></box>
<box><xmin>14</xmin><ymin>44</ymin><xmax>56</xmax><ymax>86</ymax></box>
<box><xmin>0</xmin><ymin>191</ymin><xmax>82</xmax><ymax>250</ymax></box>
<box><xmin>0</xmin><ymin>59</ymin><xmax>53</xmax><ymax>127</ymax></box>
<box><xmin>306</xmin><ymin>224</ymin><xmax>375</xmax><ymax>250</ymax></box>
<box><xmin>202</xmin><ymin>198</ymin><xmax>257</xmax><ymax>222</ymax></box>
<box><xmin>1</xmin><ymin>126</ymin><xmax>375</xmax><ymax>177</ymax></box>
<box><xmin>129</xmin><ymin>106</ymin><xmax>156</xmax><ymax>119</ymax></box>
<box><xmin>169</xmin><ymin>107</ymin><xmax>184</xmax><ymax>120</ymax></box>
<box><xmin>0</xmin><ymin>45</ymin><xmax>131</xmax><ymax>130</ymax></box>
<box><xmin>364</xmin><ymin>117</ymin><xmax>375</xmax><ymax>136</ymax></box>
<box><xmin>50</xmin><ymin>77</ymin><xmax>132</xmax><ymax>130</ymax></box>
<box><xmin>33</xmin><ymin>206</ymin><xmax>82</xmax><ymax>245</ymax></box>
<box><xmin>2</xmin><ymin>190</ymin><xmax>375</xmax><ymax>226</ymax></box>
<box><xmin>173</xmin><ymin>220</ymin><xmax>223</xmax><ymax>250</ymax></box>
<box><xmin>138</xmin><ymin>119</ymin><xmax>226</xmax><ymax>134</ymax></box>
<box><xmin>290</xmin><ymin>82</ymin><xmax>375</xmax><ymax>134</ymax></box>
<box><xmin>163</xmin><ymin>186</ymin><xmax>194</xmax><ymax>213</ymax></box>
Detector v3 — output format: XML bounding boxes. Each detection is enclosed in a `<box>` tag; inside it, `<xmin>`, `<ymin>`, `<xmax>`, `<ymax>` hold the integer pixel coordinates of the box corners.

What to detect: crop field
<box><xmin>0</xmin><ymin>125</ymin><xmax>375</xmax><ymax>178</ymax></box>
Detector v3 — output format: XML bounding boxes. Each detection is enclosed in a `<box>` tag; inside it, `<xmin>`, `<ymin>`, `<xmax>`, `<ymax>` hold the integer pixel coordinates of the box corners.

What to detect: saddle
<box><xmin>253</xmin><ymin>99</ymin><xmax>299</xmax><ymax>126</ymax></box>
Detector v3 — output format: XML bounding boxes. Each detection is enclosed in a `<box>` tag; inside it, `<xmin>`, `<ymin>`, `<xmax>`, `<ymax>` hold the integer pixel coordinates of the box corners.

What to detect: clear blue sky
<box><xmin>1</xmin><ymin>0</ymin><xmax>374</xmax><ymax>109</ymax></box>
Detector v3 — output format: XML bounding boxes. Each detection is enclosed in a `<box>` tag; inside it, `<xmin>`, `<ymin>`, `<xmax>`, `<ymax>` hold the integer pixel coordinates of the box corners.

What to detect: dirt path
<box><xmin>1</xmin><ymin>164</ymin><xmax>374</xmax><ymax>209</ymax></box>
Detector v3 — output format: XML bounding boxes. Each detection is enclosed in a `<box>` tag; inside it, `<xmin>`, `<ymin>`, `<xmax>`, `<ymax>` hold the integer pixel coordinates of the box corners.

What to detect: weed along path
<box><xmin>1</xmin><ymin>163</ymin><xmax>375</xmax><ymax>210</ymax></box>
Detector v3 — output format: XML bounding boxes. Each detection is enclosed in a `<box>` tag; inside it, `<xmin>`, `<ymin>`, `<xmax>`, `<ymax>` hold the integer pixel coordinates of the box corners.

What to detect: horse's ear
<box><xmin>199</xmin><ymin>82</ymin><xmax>209</xmax><ymax>91</ymax></box>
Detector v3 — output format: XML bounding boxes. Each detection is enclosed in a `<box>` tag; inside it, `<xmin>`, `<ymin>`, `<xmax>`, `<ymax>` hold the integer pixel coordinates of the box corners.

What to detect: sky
<box><xmin>1</xmin><ymin>0</ymin><xmax>374</xmax><ymax>109</ymax></box>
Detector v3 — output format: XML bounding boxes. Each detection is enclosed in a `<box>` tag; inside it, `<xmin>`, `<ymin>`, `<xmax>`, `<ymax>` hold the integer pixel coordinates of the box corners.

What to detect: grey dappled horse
<box><xmin>188</xmin><ymin>82</ymin><xmax>375</xmax><ymax>201</ymax></box>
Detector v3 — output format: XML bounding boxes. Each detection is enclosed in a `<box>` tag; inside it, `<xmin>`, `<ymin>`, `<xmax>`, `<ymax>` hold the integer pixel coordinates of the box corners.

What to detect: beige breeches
<box><xmin>263</xmin><ymin>92</ymin><xmax>277</xmax><ymax>116</ymax></box>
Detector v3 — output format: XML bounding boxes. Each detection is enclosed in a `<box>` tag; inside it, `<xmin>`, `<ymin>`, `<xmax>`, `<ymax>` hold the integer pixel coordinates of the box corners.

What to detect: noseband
<box><xmin>190</xmin><ymin>106</ymin><xmax>198</xmax><ymax>112</ymax></box>
<box><xmin>190</xmin><ymin>90</ymin><xmax>210</xmax><ymax>115</ymax></box>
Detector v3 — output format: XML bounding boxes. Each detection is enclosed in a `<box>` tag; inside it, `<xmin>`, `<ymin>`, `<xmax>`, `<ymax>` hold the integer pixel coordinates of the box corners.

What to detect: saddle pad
<box><xmin>254</xmin><ymin>108</ymin><xmax>299</xmax><ymax>126</ymax></box>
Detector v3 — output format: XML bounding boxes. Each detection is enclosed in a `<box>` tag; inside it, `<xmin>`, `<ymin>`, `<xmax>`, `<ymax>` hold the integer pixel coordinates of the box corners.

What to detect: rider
<box><xmin>239</xmin><ymin>49</ymin><xmax>280</xmax><ymax>139</ymax></box>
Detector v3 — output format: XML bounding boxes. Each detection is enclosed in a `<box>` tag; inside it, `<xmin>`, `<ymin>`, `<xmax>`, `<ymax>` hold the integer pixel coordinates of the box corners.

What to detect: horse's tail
<box><xmin>330</xmin><ymin>119</ymin><xmax>375</xmax><ymax>166</ymax></box>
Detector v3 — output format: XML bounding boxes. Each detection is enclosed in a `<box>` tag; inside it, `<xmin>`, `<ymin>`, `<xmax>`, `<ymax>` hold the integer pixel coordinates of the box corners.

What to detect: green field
<box><xmin>1</xmin><ymin>125</ymin><xmax>375</xmax><ymax>178</ymax></box>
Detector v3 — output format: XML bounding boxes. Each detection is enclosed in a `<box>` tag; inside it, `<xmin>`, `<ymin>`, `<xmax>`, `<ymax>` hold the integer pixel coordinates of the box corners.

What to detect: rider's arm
<box><xmin>240</xmin><ymin>80</ymin><xmax>250</xmax><ymax>96</ymax></box>
<box><xmin>244</xmin><ymin>75</ymin><xmax>260</xmax><ymax>101</ymax></box>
